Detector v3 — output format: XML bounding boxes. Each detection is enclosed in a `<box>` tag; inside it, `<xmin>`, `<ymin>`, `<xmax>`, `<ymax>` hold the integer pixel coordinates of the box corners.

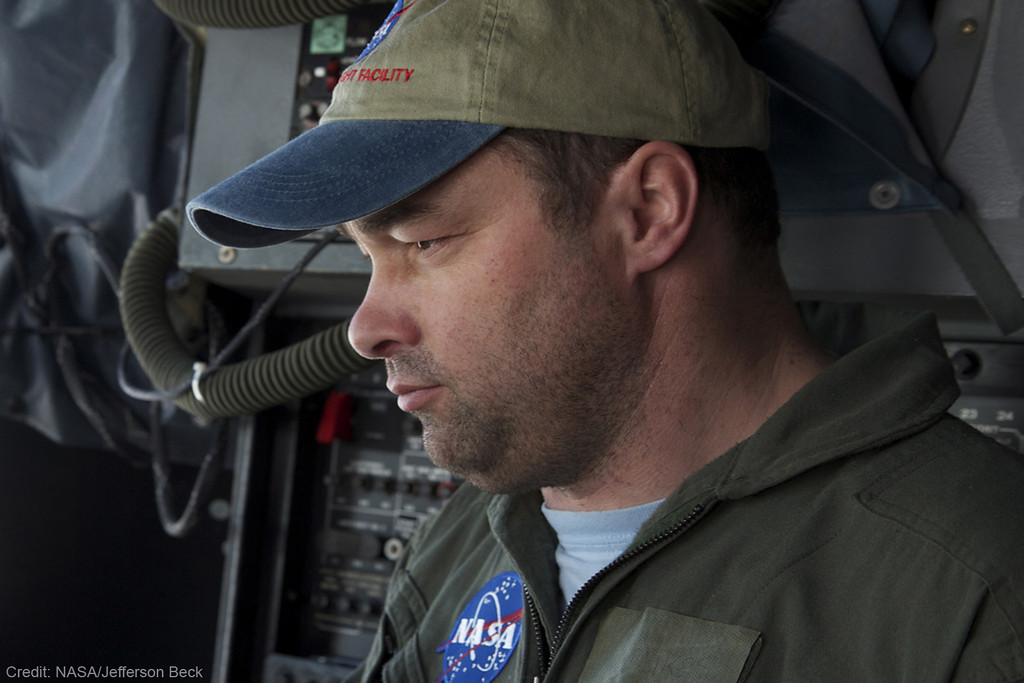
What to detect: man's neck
<box><xmin>542</xmin><ymin>290</ymin><xmax>833</xmax><ymax>512</ymax></box>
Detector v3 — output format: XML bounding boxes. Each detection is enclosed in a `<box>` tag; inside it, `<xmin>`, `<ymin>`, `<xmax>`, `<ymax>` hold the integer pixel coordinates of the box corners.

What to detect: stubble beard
<box><xmin>393</xmin><ymin>255</ymin><xmax>652</xmax><ymax>496</ymax></box>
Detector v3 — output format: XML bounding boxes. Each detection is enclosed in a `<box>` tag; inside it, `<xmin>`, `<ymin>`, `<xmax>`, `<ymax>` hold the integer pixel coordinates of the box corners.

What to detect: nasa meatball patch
<box><xmin>354</xmin><ymin>0</ymin><xmax>415</xmax><ymax>64</ymax></box>
<box><xmin>436</xmin><ymin>572</ymin><xmax>524</xmax><ymax>682</ymax></box>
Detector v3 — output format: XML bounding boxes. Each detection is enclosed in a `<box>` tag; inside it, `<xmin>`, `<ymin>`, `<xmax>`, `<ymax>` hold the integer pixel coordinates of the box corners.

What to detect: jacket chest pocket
<box><xmin>578</xmin><ymin>607</ymin><xmax>762</xmax><ymax>682</ymax></box>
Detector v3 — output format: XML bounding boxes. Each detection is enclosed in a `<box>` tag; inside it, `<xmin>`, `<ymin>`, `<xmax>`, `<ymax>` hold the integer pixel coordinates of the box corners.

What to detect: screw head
<box><xmin>869</xmin><ymin>180</ymin><xmax>902</xmax><ymax>210</ymax></box>
<box><xmin>951</xmin><ymin>349</ymin><xmax>982</xmax><ymax>380</ymax></box>
<box><xmin>217</xmin><ymin>246</ymin><xmax>237</xmax><ymax>264</ymax></box>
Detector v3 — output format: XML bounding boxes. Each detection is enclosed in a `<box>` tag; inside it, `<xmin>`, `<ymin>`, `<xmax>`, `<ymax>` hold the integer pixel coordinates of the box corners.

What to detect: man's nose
<box><xmin>346</xmin><ymin>274</ymin><xmax>421</xmax><ymax>360</ymax></box>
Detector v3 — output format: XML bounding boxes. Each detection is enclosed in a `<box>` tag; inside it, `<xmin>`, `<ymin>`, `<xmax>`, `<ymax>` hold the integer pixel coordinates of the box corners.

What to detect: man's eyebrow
<box><xmin>342</xmin><ymin>193</ymin><xmax>439</xmax><ymax>238</ymax></box>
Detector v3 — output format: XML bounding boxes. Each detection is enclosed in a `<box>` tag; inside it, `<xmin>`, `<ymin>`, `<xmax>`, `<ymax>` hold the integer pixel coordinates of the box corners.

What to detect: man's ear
<box><xmin>610</xmin><ymin>141</ymin><xmax>699</xmax><ymax>279</ymax></box>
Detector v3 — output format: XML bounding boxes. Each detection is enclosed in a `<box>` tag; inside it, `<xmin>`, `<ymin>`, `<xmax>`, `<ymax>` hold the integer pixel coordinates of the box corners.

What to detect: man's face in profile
<box><xmin>344</xmin><ymin>145</ymin><xmax>650</xmax><ymax>495</ymax></box>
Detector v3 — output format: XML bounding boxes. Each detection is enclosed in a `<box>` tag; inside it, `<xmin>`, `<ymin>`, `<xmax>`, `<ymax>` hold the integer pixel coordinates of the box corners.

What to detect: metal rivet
<box><xmin>869</xmin><ymin>180</ymin><xmax>902</xmax><ymax>210</ymax></box>
<box><xmin>959</xmin><ymin>18</ymin><xmax>978</xmax><ymax>35</ymax></box>
<box><xmin>217</xmin><ymin>246</ymin><xmax>237</xmax><ymax>264</ymax></box>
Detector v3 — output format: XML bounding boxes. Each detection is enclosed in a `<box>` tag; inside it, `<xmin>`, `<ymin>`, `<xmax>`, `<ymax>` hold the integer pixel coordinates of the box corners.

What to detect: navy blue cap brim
<box><xmin>187</xmin><ymin>119</ymin><xmax>505</xmax><ymax>248</ymax></box>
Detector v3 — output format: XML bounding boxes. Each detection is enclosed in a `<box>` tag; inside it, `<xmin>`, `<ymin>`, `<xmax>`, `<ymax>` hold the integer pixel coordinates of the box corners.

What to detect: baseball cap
<box><xmin>187</xmin><ymin>0</ymin><xmax>769</xmax><ymax>248</ymax></box>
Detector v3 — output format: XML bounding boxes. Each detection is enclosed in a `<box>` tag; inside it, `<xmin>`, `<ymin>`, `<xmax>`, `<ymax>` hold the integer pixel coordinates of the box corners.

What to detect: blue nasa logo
<box><xmin>354</xmin><ymin>0</ymin><xmax>416</xmax><ymax>64</ymax></box>
<box><xmin>437</xmin><ymin>572</ymin><xmax>524</xmax><ymax>682</ymax></box>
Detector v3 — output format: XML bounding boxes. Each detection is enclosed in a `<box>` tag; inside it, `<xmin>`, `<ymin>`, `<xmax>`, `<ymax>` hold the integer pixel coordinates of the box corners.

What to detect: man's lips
<box><xmin>388</xmin><ymin>381</ymin><xmax>443</xmax><ymax>412</ymax></box>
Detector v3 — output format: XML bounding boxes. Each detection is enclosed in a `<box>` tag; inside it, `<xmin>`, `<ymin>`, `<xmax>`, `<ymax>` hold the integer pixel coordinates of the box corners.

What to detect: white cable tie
<box><xmin>191</xmin><ymin>361</ymin><xmax>208</xmax><ymax>404</ymax></box>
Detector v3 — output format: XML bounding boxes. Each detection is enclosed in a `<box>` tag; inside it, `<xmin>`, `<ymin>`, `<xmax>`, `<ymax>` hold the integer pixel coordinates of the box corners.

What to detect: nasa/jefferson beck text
<box><xmin>6</xmin><ymin>666</ymin><xmax>205</xmax><ymax>679</ymax></box>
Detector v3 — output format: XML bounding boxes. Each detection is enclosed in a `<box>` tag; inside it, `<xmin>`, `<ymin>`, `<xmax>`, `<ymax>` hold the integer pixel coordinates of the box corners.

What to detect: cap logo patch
<box><xmin>436</xmin><ymin>572</ymin><xmax>524</xmax><ymax>682</ymax></box>
<box><xmin>354</xmin><ymin>0</ymin><xmax>416</xmax><ymax>64</ymax></box>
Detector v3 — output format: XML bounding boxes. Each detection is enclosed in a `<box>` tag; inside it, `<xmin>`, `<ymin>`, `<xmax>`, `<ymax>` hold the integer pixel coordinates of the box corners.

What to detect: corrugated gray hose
<box><xmin>119</xmin><ymin>212</ymin><xmax>372</xmax><ymax>419</ymax></box>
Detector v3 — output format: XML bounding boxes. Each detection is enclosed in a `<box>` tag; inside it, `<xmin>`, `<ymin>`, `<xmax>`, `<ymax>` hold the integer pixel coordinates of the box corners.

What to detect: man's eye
<box><xmin>400</xmin><ymin>235</ymin><xmax>448</xmax><ymax>254</ymax></box>
<box><xmin>413</xmin><ymin>238</ymin><xmax>441</xmax><ymax>251</ymax></box>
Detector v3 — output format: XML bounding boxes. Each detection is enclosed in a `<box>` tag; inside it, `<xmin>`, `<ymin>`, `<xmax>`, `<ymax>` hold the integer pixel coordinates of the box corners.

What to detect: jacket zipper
<box><xmin>523</xmin><ymin>584</ymin><xmax>548</xmax><ymax>683</ymax></box>
<box><xmin>530</xmin><ymin>502</ymin><xmax>709</xmax><ymax>681</ymax></box>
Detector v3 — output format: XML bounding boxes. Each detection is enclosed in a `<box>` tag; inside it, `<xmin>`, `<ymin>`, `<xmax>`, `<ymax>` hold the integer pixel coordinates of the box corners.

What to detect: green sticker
<box><xmin>310</xmin><ymin>15</ymin><xmax>348</xmax><ymax>55</ymax></box>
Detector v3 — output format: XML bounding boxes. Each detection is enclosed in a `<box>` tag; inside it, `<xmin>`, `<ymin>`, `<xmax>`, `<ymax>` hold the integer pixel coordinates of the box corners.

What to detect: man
<box><xmin>188</xmin><ymin>0</ymin><xmax>1024</xmax><ymax>680</ymax></box>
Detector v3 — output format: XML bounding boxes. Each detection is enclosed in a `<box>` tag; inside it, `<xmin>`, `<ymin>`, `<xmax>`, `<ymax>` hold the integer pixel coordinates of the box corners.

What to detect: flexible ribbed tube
<box><xmin>153</xmin><ymin>0</ymin><xmax>372</xmax><ymax>28</ymax></box>
<box><xmin>119</xmin><ymin>213</ymin><xmax>372</xmax><ymax>419</ymax></box>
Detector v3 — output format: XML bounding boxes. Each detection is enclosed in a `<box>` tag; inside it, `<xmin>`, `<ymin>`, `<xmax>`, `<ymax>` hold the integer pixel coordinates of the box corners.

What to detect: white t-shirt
<box><xmin>541</xmin><ymin>498</ymin><xmax>664</xmax><ymax>605</ymax></box>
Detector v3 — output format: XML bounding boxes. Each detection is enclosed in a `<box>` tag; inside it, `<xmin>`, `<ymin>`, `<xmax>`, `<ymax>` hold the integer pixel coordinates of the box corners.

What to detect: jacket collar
<box><xmin>703</xmin><ymin>312</ymin><xmax>959</xmax><ymax>501</ymax></box>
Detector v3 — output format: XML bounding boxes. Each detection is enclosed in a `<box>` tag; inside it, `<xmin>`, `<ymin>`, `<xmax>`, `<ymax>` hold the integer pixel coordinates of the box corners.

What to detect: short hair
<box><xmin>490</xmin><ymin>128</ymin><xmax>781</xmax><ymax>262</ymax></box>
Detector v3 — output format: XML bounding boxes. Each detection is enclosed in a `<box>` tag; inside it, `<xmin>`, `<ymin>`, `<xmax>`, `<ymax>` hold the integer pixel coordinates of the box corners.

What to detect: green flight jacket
<box><xmin>350</xmin><ymin>314</ymin><xmax>1024</xmax><ymax>681</ymax></box>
